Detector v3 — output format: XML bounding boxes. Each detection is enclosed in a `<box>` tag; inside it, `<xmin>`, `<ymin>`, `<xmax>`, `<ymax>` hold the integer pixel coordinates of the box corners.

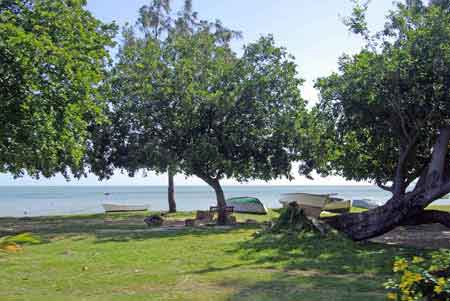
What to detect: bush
<box><xmin>0</xmin><ymin>233</ymin><xmax>41</xmax><ymax>253</ymax></box>
<box><xmin>385</xmin><ymin>250</ymin><xmax>450</xmax><ymax>300</ymax></box>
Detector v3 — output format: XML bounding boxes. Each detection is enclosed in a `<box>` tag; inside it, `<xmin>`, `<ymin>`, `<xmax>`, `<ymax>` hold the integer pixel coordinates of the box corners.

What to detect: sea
<box><xmin>0</xmin><ymin>185</ymin><xmax>449</xmax><ymax>218</ymax></box>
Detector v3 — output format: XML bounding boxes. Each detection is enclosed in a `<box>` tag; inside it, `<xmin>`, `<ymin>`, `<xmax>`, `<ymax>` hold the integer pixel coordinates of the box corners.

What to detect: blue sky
<box><xmin>0</xmin><ymin>0</ymin><xmax>397</xmax><ymax>186</ymax></box>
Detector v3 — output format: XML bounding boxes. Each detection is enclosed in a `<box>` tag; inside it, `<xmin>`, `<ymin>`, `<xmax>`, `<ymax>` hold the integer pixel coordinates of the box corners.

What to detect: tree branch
<box><xmin>392</xmin><ymin>134</ymin><xmax>419</xmax><ymax>196</ymax></box>
<box><xmin>423</xmin><ymin>126</ymin><xmax>450</xmax><ymax>189</ymax></box>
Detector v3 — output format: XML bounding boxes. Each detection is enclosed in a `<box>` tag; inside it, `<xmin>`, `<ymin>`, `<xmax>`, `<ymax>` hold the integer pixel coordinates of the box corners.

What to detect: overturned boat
<box><xmin>226</xmin><ymin>197</ymin><xmax>268</xmax><ymax>215</ymax></box>
<box><xmin>279</xmin><ymin>193</ymin><xmax>351</xmax><ymax>217</ymax></box>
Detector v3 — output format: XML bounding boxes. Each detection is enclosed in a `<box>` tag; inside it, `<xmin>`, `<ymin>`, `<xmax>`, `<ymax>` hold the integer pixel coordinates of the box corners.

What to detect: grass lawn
<box><xmin>0</xmin><ymin>208</ymin><xmax>448</xmax><ymax>301</ymax></box>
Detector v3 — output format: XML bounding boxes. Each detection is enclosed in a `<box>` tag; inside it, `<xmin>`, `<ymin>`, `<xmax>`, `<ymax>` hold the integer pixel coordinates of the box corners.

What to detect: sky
<box><xmin>0</xmin><ymin>0</ymin><xmax>399</xmax><ymax>186</ymax></box>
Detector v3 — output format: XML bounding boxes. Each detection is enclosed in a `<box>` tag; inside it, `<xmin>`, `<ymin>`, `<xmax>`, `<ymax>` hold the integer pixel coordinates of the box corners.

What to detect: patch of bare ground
<box><xmin>370</xmin><ymin>223</ymin><xmax>450</xmax><ymax>249</ymax></box>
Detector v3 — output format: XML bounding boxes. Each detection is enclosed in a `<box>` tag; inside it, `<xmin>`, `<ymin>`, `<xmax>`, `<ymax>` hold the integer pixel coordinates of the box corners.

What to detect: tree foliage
<box><xmin>316</xmin><ymin>0</ymin><xmax>450</xmax><ymax>239</ymax></box>
<box><xmin>0</xmin><ymin>0</ymin><xmax>116</xmax><ymax>178</ymax></box>
<box><xmin>91</xmin><ymin>0</ymin><xmax>311</xmax><ymax>223</ymax></box>
<box><xmin>316</xmin><ymin>0</ymin><xmax>450</xmax><ymax>193</ymax></box>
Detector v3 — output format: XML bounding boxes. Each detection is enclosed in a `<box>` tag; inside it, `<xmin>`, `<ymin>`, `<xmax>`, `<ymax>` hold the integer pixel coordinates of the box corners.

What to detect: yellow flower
<box><xmin>412</xmin><ymin>256</ymin><xmax>424</xmax><ymax>264</ymax></box>
<box><xmin>401</xmin><ymin>295</ymin><xmax>413</xmax><ymax>301</ymax></box>
<box><xmin>434</xmin><ymin>285</ymin><xmax>443</xmax><ymax>294</ymax></box>
<box><xmin>387</xmin><ymin>292</ymin><xmax>397</xmax><ymax>300</ymax></box>
<box><xmin>437</xmin><ymin>277</ymin><xmax>446</xmax><ymax>286</ymax></box>
<box><xmin>413</xmin><ymin>273</ymin><xmax>423</xmax><ymax>282</ymax></box>
<box><xmin>394</xmin><ymin>259</ymin><xmax>408</xmax><ymax>272</ymax></box>
<box><xmin>429</xmin><ymin>264</ymin><xmax>439</xmax><ymax>272</ymax></box>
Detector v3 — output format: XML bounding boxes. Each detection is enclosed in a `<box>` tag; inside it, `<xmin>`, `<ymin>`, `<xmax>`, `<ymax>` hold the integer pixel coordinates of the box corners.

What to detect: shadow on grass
<box><xmin>0</xmin><ymin>213</ymin><xmax>262</xmax><ymax>244</ymax></box>
<box><xmin>93</xmin><ymin>225</ymin><xmax>261</xmax><ymax>244</ymax></box>
<box><xmin>220</xmin><ymin>271</ymin><xmax>388</xmax><ymax>301</ymax></box>
<box><xmin>213</xmin><ymin>231</ymin><xmax>428</xmax><ymax>301</ymax></box>
<box><xmin>237</xmin><ymin>231</ymin><xmax>424</xmax><ymax>274</ymax></box>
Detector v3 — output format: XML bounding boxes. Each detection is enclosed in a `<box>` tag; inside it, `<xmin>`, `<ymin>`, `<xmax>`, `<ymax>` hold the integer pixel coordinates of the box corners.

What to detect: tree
<box><xmin>91</xmin><ymin>1</ymin><xmax>311</xmax><ymax>224</ymax></box>
<box><xmin>167</xmin><ymin>168</ymin><xmax>176</xmax><ymax>213</ymax></box>
<box><xmin>0</xmin><ymin>0</ymin><xmax>116</xmax><ymax>179</ymax></box>
<box><xmin>315</xmin><ymin>0</ymin><xmax>450</xmax><ymax>240</ymax></box>
<box><xmin>89</xmin><ymin>0</ymin><xmax>194</xmax><ymax>213</ymax></box>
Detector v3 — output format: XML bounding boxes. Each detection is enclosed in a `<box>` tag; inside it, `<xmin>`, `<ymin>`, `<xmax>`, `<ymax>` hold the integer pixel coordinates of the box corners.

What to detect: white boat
<box><xmin>279</xmin><ymin>193</ymin><xmax>335</xmax><ymax>208</ymax></box>
<box><xmin>279</xmin><ymin>193</ymin><xmax>350</xmax><ymax>217</ymax></box>
<box><xmin>102</xmin><ymin>204</ymin><xmax>149</xmax><ymax>213</ymax></box>
<box><xmin>226</xmin><ymin>197</ymin><xmax>268</xmax><ymax>215</ymax></box>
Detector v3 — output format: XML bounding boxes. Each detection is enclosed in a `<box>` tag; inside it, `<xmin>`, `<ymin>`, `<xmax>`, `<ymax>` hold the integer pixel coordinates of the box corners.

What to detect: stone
<box><xmin>144</xmin><ymin>215</ymin><xmax>164</xmax><ymax>227</ymax></box>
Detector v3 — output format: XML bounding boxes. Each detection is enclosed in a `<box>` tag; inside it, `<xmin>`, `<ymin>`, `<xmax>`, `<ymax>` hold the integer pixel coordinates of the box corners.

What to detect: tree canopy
<box><xmin>90</xmin><ymin>0</ymin><xmax>311</xmax><ymax>223</ymax></box>
<box><xmin>316</xmin><ymin>0</ymin><xmax>450</xmax><ymax>239</ymax></box>
<box><xmin>0</xmin><ymin>0</ymin><xmax>116</xmax><ymax>178</ymax></box>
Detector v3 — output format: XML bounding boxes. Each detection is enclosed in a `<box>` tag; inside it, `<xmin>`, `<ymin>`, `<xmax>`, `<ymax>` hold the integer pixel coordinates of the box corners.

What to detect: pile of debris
<box><xmin>144</xmin><ymin>215</ymin><xmax>164</xmax><ymax>227</ymax></box>
<box><xmin>269</xmin><ymin>202</ymin><xmax>332</xmax><ymax>235</ymax></box>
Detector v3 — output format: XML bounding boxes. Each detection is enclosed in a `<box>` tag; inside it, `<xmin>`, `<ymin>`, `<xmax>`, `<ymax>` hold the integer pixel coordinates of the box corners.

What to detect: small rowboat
<box><xmin>279</xmin><ymin>193</ymin><xmax>334</xmax><ymax>208</ymax></box>
<box><xmin>102</xmin><ymin>204</ymin><xmax>149</xmax><ymax>213</ymax></box>
<box><xmin>226</xmin><ymin>197</ymin><xmax>268</xmax><ymax>215</ymax></box>
<box><xmin>279</xmin><ymin>193</ymin><xmax>350</xmax><ymax>217</ymax></box>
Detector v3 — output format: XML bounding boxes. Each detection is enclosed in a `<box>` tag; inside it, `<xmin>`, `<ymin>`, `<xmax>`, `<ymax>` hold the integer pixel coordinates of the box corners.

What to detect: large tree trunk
<box><xmin>324</xmin><ymin>194</ymin><xmax>420</xmax><ymax>240</ymax></box>
<box><xmin>325</xmin><ymin>127</ymin><xmax>450</xmax><ymax>241</ymax></box>
<box><xmin>210</xmin><ymin>179</ymin><xmax>227</xmax><ymax>225</ymax></box>
<box><xmin>168</xmin><ymin>169</ymin><xmax>176</xmax><ymax>213</ymax></box>
<box><xmin>324</xmin><ymin>183</ymin><xmax>450</xmax><ymax>241</ymax></box>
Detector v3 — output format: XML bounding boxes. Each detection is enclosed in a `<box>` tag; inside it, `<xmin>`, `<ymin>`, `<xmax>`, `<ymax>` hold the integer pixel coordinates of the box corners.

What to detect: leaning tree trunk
<box><xmin>324</xmin><ymin>188</ymin><xmax>450</xmax><ymax>241</ymax></box>
<box><xmin>324</xmin><ymin>126</ymin><xmax>450</xmax><ymax>241</ymax></box>
<box><xmin>210</xmin><ymin>179</ymin><xmax>227</xmax><ymax>225</ymax></box>
<box><xmin>167</xmin><ymin>169</ymin><xmax>176</xmax><ymax>213</ymax></box>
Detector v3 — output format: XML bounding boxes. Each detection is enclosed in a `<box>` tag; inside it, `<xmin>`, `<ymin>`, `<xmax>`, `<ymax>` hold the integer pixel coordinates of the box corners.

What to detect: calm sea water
<box><xmin>0</xmin><ymin>185</ymin><xmax>448</xmax><ymax>217</ymax></box>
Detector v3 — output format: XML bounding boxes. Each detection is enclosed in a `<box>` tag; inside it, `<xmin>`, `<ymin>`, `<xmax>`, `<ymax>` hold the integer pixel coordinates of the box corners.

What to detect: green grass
<box><xmin>0</xmin><ymin>208</ymin><xmax>447</xmax><ymax>301</ymax></box>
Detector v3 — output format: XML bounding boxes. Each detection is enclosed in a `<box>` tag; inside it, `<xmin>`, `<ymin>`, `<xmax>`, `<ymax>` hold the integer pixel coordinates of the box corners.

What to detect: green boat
<box><xmin>226</xmin><ymin>197</ymin><xmax>268</xmax><ymax>215</ymax></box>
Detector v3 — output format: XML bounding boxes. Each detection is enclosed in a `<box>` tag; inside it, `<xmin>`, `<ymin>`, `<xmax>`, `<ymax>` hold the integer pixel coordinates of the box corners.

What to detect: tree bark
<box><xmin>402</xmin><ymin>210</ymin><xmax>450</xmax><ymax>227</ymax></box>
<box><xmin>168</xmin><ymin>169</ymin><xmax>176</xmax><ymax>213</ymax></box>
<box><xmin>324</xmin><ymin>183</ymin><xmax>450</xmax><ymax>241</ymax></box>
<box><xmin>324</xmin><ymin>127</ymin><xmax>450</xmax><ymax>241</ymax></box>
<box><xmin>323</xmin><ymin>195</ymin><xmax>415</xmax><ymax>240</ymax></box>
<box><xmin>210</xmin><ymin>179</ymin><xmax>227</xmax><ymax>225</ymax></box>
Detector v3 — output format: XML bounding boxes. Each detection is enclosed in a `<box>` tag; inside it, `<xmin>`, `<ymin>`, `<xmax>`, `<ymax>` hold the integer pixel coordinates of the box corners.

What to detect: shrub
<box><xmin>0</xmin><ymin>233</ymin><xmax>41</xmax><ymax>253</ymax></box>
<box><xmin>385</xmin><ymin>250</ymin><xmax>450</xmax><ymax>300</ymax></box>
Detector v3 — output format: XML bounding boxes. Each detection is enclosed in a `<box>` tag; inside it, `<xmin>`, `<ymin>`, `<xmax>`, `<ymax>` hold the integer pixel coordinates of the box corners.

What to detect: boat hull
<box><xmin>226</xmin><ymin>197</ymin><xmax>268</xmax><ymax>215</ymax></box>
<box><xmin>279</xmin><ymin>193</ymin><xmax>333</xmax><ymax>208</ymax></box>
<box><xmin>278</xmin><ymin>193</ymin><xmax>350</xmax><ymax>217</ymax></box>
<box><xmin>102</xmin><ymin>204</ymin><xmax>149</xmax><ymax>213</ymax></box>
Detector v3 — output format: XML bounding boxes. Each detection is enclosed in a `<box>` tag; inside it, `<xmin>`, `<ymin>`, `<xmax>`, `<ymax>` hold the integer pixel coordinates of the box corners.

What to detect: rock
<box><xmin>144</xmin><ymin>215</ymin><xmax>164</xmax><ymax>227</ymax></box>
